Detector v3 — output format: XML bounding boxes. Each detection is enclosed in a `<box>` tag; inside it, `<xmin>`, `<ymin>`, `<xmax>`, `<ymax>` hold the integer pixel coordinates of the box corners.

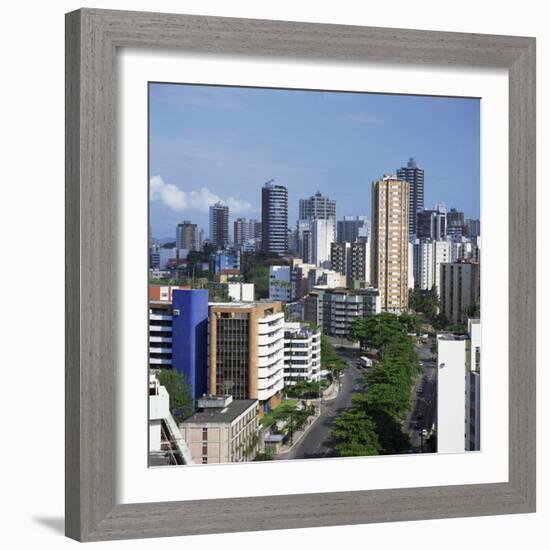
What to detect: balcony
<box><xmin>149</xmin><ymin>357</ymin><xmax>172</xmax><ymax>365</ymax></box>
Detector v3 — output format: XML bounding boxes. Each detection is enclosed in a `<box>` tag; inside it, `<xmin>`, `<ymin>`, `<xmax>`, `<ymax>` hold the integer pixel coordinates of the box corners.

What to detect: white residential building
<box><xmin>227</xmin><ymin>282</ymin><xmax>255</xmax><ymax>302</ymax></box>
<box><xmin>437</xmin><ymin>319</ymin><xmax>481</xmax><ymax>453</ymax></box>
<box><xmin>304</xmin><ymin>286</ymin><xmax>380</xmax><ymax>338</ymax></box>
<box><xmin>269</xmin><ymin>265</ymin><xmax>291</xmax><ymax>302</ymax></box>
<box><xmin>283</xmin><ymin>322</ymin><xmax>322</xmax><ymax>386</ymax></box>
<box><xmin>311</xmin><ymin>218</ymin><xmax>336</xmax><ymax>268</ymax></box>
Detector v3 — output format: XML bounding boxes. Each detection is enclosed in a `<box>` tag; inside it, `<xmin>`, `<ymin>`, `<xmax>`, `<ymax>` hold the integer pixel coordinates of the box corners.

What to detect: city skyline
<box><xmin>149</xmin><ymin>83</ymin><xmax>480</xmax><ymax>239</ymax></box>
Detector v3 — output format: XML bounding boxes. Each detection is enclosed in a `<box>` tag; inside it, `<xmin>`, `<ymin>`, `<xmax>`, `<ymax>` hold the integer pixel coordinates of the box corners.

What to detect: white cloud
<box><xmin>150</xmin><ymin>176</ymin><xmax>255</xmax><ymax>214</ymax></box>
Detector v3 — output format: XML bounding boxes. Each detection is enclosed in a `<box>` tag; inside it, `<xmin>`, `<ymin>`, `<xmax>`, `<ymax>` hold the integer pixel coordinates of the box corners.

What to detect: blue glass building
<box><xmin>171</xmin><ymin>289</ymin><xmax>209</xmax><ymax>401</ymax></box>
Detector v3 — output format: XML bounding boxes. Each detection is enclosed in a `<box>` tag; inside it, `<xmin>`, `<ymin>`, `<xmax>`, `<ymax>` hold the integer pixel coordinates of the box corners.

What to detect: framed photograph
<box><xmin>65</xmin><ymin>8</ymin><xmax>536</xmax><ymax>542</ymax></box>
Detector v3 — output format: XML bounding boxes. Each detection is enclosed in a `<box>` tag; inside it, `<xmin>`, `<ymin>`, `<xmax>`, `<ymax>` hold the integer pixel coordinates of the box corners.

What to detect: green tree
<box><xmin>156</xmin><ymin>369</ymin><xmax>194</xmax><ymax>423</ymax></box>
<box><xmin>331</xmin><ymin>408</ymin><xmax>382</xmax><ymax>457</ymax></box>
<box><xmin>350</xmin><ymin>313</ymin><xmax>403</xmax><ymax>353</ymax></box>
<box><xmin>321</xmin><ymin>334</ymin><xmax>348</xmax><ymax>376</ymax></box>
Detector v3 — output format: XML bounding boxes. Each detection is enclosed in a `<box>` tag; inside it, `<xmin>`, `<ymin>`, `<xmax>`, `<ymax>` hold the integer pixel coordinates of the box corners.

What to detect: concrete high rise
<box><xmin>446</xmin><ymin>208</ymin><xmax>465</xmax><ymax>239</ymax></box>
<box><xmin>397</xmin><ymin>158</ymin><xmax>424</xmax><ymax>236</ymax></box>
<box><xmin>209</xmin><ymin>202</ymin><xmax>229</xmax><ymax>250</ymax></box>
<box><xmin>416</xmin><ymin>208</ymin><xmax>446</xmax><ymax>241</ymax></box>
<box><xmin>176</xmin><ymin>220</ymin><xmax>200</xmax><ymax>251</ymax></box>
<box><xmin>371</xmin><ymin>175</ymin><xmax>409</xmax><ymax>312</ymax></box>
<box><xmin>299</xmin><ymin>191</ymin><xmax>336</xmax><ymax>221</ymax></box>
<box><xmin>261</xmin><ymin>180</ymin><xmax>288</xmax><ymax>255</ymax></box>
<box><xmin>234</xmin><ymin>218</ymin><xmax>261</xmax><ymax>246</ymax></box>
<box><xmin>336</xmin><ymin>215</ymin><xmax>370</xmax><ymax>243</ymax></box>
<box><xmin>439</xmin><ymin>261</ymin><xmax>480</xmax><ymax>323</ymax></box>
<box><xmin>330</xmin><ymin>241</ymin><xmax>370</xmax><ymax>286</ymax></box>
<box><xmin>437</xmin><ymin>318</ymin><xmax>481</xmax><ymax>452</ymax></box>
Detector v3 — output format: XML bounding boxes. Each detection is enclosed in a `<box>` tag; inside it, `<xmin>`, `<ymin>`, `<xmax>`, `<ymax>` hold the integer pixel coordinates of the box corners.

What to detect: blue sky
<box><xmin>149</xmin><ymin>83</ymin><xmax>480</xmax><ymax>239</ymax></box>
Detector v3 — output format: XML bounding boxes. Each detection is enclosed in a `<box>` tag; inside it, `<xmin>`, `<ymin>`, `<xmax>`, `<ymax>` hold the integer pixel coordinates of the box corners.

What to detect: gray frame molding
<box><xmin>65</xmin><ymin>8</ymin><xmax>536</xmax><ymax>542</ymax></box>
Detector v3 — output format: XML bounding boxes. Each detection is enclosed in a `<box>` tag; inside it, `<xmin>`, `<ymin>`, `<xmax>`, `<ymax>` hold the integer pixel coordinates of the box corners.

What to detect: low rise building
<box><xmin>304</xmin><ymin>287</ymin><xmax>380</xmax><ymax>338</ymax></box>
<box><xmin>180</xmin><ymin>395</ymin><xmax>260</xmax><ymax>465</ymax></box>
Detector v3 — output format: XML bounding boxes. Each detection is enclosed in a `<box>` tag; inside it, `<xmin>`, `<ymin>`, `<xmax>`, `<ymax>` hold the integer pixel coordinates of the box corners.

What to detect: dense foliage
<box><xmin>155</xmin><ymin>369</ymin><xmax>194</xmax><ymax>423</ymax></box>
<box><xmin>331</xmin><ymin>313</ymin><xmax>421</xmax><ymax>457</ymax></box>
<box><xmin>320</xmin><ymin>334</ymin><xmax>348</xmax><ymax>376</ymax></box>
<box><xmin>241</xmin><ymin>252</ymin><xmax>288</xmax><ymax>299</ymax></box>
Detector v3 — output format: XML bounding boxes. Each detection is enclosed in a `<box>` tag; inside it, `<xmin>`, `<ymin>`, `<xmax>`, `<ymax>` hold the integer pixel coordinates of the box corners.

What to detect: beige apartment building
<box><xmin>371</xmin><ymin>175</ymin><xmax>410</xmax><ymax>312</ymax></box>
<box><xmin>180</xmin><ymin>395</ymin><xmax>260</xmax><ymax>464</ymax></box>
<box><xmin>209</xmin><ymin>301</ymin><xmax>285</xmax><ymax>414</ymax></box>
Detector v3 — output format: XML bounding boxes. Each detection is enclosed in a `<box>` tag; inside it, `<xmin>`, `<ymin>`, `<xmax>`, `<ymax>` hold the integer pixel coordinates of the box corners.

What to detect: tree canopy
<box><xmin>156</xmin><ymin>369</ymin><xmax>194</xmax><ymax>423</ymax></box>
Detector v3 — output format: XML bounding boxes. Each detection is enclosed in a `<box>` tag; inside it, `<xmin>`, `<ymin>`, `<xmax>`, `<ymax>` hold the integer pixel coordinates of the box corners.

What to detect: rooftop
<box><xmin>182</xmin><ymin>399</ymin><xmax>258</xmax><ymax>425</ymax></box>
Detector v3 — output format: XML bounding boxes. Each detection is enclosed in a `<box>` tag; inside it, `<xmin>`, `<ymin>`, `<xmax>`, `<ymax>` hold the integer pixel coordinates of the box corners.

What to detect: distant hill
<box><xmin>152</xmin><ymin>237</ymin><xmax>176</xmax><ymax>246</ymax></box>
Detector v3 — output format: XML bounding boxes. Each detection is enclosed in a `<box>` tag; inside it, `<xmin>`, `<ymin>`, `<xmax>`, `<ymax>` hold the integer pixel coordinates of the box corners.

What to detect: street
<box><xmin>276</xmin><ymin>337</ymin><xmax>438</xmax><ymax>459</ymax></box>
<box><xmin>404</xmin><ymin>339</ymin><xmax>438</xmax><ymax>452</ymax></box>
<box><xmin>277</xmin><ymin>349</ymin><xmax>363</xmax><ymax>460</ymax></box>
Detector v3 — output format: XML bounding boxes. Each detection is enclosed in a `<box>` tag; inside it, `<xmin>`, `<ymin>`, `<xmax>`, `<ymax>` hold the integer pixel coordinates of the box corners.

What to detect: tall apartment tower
<box><xmin>299</xmin><ymin>190</ymin><xmax>336</xmax><ymax>221</ymax></box>
<box><xmin>397</xmin><ymin>158</ymin><xmax>424</xmax><ymax>237</ymax></box>
<box><xmin>371</xmin><ymin>175</ymin><xmax>409</xmax><ymax>312</ymax></box>
<box><xmin>209</xmin><ymin>202</ymin><xmax>229</xmax><ymax>250</ymax></box>
<box><xmin>176</xmin><ymin>220</ymin><xmax>200</xmax><ymax>251</ymax></box>
<box><xmin>209</xmin><ymin>302</ymin><xmax>285</xmax><ymax>414</ymax></box>
<box><xmin>446</xmin><ymin>208</ymin><xmax>465</xmax><ymax>239</ymax></box>
<box><xmin>336</xmin><ymin>215</ymin><xmax>370</xmax><ymax>243</ymax></box>
<box><xmin>439</xmin><ymin>261</ymin><xmax>480</xmax><ymax>324</ymax></box>
<box><xmin>261</xmin><ymin>180</ymin><xmax>288</xmax><ymax>255</ymax></box>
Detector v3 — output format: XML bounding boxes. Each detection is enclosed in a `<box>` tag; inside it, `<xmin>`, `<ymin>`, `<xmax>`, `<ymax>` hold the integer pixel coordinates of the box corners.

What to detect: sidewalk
<box><xmin>275</xmin><ymin>380</ymin><xmax>342</xmax><ymax>457</ymax></box>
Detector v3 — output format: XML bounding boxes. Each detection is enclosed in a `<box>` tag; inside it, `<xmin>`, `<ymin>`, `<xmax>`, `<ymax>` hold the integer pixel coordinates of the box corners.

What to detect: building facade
<box><xmin>283</xmin><ymin>322</ymin><xmax>321</xmax><ymax>386</ymax></box>
<box><xmin>176</xmin><ymin>220</ymin><xmax>200</xmax><ymax>251</ymax></box>
<box><xmin>180</xmin><ymin>395</ymin><xmax>260</xmax><ymax>464</ymax></box>
<box><xmin>209</xmin><ymin>202</ymin><xmax>229</xmax><ymax>250</ymax></box>
<box><xmin>437</xmin><ymin>319</ymin><xmax>481</xmax><ymax>453</ymax></box>
<box><xmin>209</xmin><ymin>302</ymin><xmax>285</xmax><ymax>413</ymax></box>
<box><xmin>397</xmin><ymin>158</ymin><xmax>424</xmax><ymax>236</ymax></box>
<box><xmin>371</xmin><ymin>175</ymin><xmax>410</xmax><ymax>312</ymax></box>
<box><xmin>439</xmin><ymin>261</ymin><xmax>480</xmax><ymax>324</ymax></box>
<box><xmin>336</xmin><ymin>215</ymin><xmax>370</xmax><ymax>243</ymax></box>
<box><xmin>261</xmin><ymin>180</ymin><xmax>288</xmax><ymax>255</ymax></box>
<box><xmin>269</xmin><ymin>265</ymin><xmax>292</xmax><ymax>302</ymax></box>
<box><xmin>299</xmin><ymin>190</ymin><xmax>336</xmax><ymax>221</ymax></box>
<box><xmin>304</xmin><ymin>287</ymin><xmax>380</xmax><ymax>338</ymax></box>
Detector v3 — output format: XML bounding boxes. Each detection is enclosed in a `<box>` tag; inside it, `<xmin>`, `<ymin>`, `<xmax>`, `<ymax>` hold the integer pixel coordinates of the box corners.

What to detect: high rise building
<box><xmin>330</xmin><ymin>241</ymin><xmax>370</xmax><ymax>286</ymax></box>
<box><xmin>413</xmin><ymin>239</ymin><xmax>451</xmax><ymax>292</ymax></box>
<box><xmin>446</xmin><ymin>208</ymin><xmax>465</xmax><ymax>239</ymax></box>
<box><xmin>330</xmin><ymin>242</ymin><xmax>350</xmax><ymax>277</ymax></box>
<box><xmin>439</xmin><ymin>261</ymin><xmax>480</xmax><ymax>323</ymax></box>
<box><xmin>416</xmin><ymin>208</ymin><xmax>447</xmax><ymax>241</ymax></box>
<box><xmin>148</xmin><ymin>289</ymin><xmax>209</xmax><ymax>401</ymax></box>
<box><xmin>261</xmin><ymin>180</ymin><xmax>288</xmax><ymax>255</ymax></box>
<box><xmin>336</xmin><ymin>215</ymin><xmax>370</xmax><ymax>243</ymax></box>
<box><xmin>397</xmin><ymin>158</ymin><xmax>424</xmax><ymax>236</ymax></box>
<box><xmin>311</xmin><ymin>218</ymin><xmax>335</xmax><ymax>268</ymax></box>
<box><xmin>299</xmin><ymin>191</ymin><xmax>336</xmax><ymax>221</ymax></box>
<box><xmin>234</xmin><ymin>218</ymin><xmax>261</xmax><ymax>246</ymax></box>
<box><xmin>209</xmin><ymin>202</ymin><xmax>229</xmax><ymax>250</ymax></box>
<box><xmin>209</xmin><ymin>302</ymin><xmax>285</xmax><ymax>413</ymax></box>
<box><xmin>176</xmin><ymin>220</ymin><xmax>200</xmax><ymax>251</ymax></box>
<box><xmin>437</xmin><ymin>318</ymin><xmax>481</xmax><ymax>452</ymax></box>
<box><xmin>464</xmin><ymin>218</ymin><xmax>481</xmax><ymax>238</ymax></box>
<box><xmin>371</xmin><ymin>175</ymin><xmax>410</xmax><ymax>312</ymax></box>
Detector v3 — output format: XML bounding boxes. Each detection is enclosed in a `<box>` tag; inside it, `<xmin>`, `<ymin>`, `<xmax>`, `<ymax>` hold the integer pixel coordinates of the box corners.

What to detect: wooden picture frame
<box><xmin>65</xmin><ymin>8</ymin><xmax>536</xmax><ymax>542</ymax></box>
